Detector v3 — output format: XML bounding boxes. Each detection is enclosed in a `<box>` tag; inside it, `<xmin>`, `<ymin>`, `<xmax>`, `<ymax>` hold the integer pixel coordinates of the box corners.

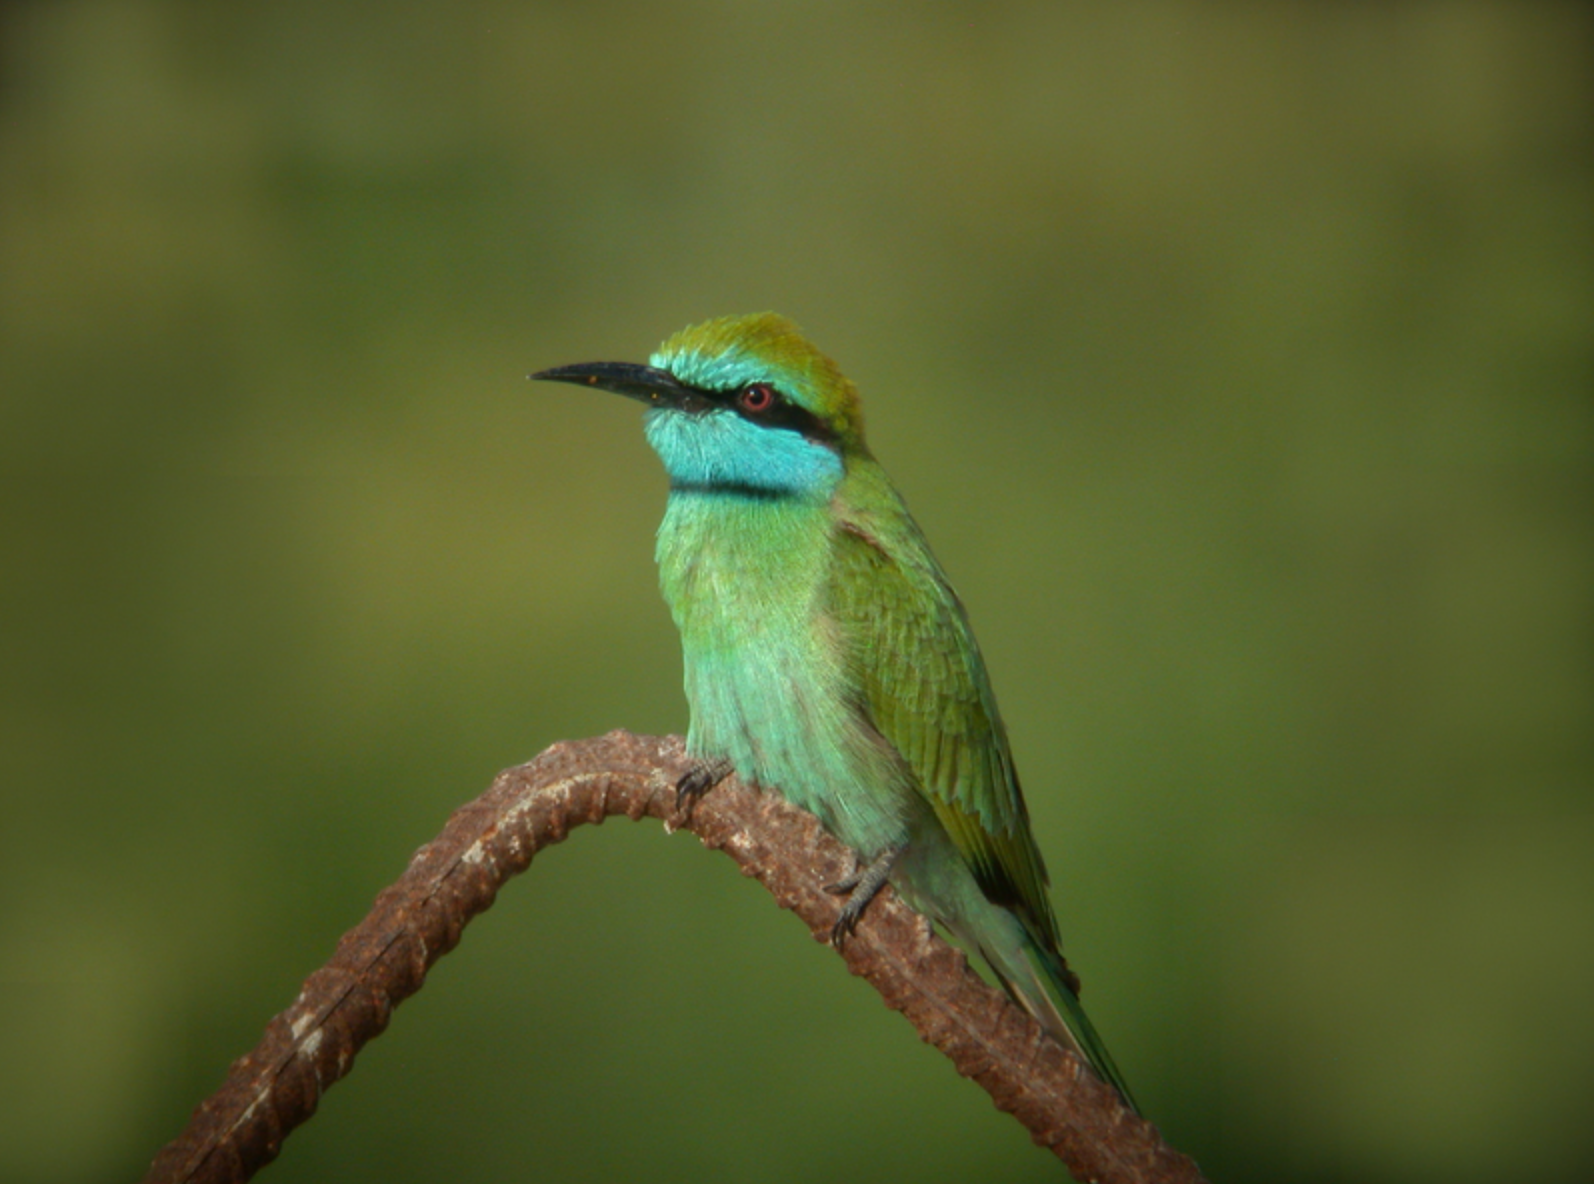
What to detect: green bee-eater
<box><xmin>534</xmin><ymin>313</ymin><xmax>1135</xmax><ymax>1109</ymax></box>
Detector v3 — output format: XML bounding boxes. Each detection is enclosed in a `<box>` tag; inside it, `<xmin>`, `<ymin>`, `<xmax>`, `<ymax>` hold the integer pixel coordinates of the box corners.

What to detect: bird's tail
<box><xmin>990</xmin><ymin>926</ymin><xmax>1140</xmax><ymax>1114</ymax></box>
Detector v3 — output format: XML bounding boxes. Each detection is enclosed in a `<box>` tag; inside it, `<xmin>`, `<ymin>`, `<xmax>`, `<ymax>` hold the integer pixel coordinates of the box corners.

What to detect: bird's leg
<box><xmin>674</xmin><ymin>757</ymin><xmax>733</xmax><ymax>812</ymax></box>
<box><xmin>823</xmin><ymin>846</ymin><xmax>903</xmax><ymax>947</ymax></box>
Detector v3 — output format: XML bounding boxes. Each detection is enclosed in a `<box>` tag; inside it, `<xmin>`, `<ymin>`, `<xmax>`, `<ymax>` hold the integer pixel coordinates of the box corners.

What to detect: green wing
<box><xmin>825</xmin><ymin>512</ymin><xmax>1061</xmax><ymax>950</ymax></box>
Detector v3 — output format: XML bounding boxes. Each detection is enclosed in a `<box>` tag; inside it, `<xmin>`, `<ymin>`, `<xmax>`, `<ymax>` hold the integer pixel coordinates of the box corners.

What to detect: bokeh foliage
<box><xmin>1</xmin><ymin>3</ymin><xmax>1590</xmax><ymax>1182</ymax></box>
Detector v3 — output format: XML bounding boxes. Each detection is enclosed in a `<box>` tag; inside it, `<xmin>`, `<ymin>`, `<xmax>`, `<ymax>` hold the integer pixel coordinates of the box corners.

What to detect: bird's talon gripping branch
<box><xmin>674</xmin><ymin>757</ymin><xmax>733</xmax><ymax>812</ymax></box>
<box><xmin>826</xmin><ymin>847</ymin><xmax>900</xmax><ymax>947</ymax></box>
<box><xmin>822</xmin><ymin>865</ymin><xmax>862</xmax><ymax>896</ymax></box>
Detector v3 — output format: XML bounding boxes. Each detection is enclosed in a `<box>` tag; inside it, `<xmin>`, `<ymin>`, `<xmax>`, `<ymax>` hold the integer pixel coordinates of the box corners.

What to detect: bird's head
<box><xmin>532</xmin><ymin>313</ymin><xmax>868</xmax><ymax>499</ymax></box>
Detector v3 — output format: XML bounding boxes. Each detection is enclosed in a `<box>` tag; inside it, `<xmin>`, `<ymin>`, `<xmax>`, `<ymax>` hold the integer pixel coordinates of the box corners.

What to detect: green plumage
<box><xmin>824</xmin><ymin>486</ymin><xmax>1051</xmax><ymax>940</ymax></box>
<box><xmin>534</xmin><ymin>314</ymin><xmax>1136</xmax><ymax>1110</ymax></box>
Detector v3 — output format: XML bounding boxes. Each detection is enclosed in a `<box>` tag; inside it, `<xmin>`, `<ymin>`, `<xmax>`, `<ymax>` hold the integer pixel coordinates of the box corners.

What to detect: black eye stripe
<box><xmin>693</xmin><ymin>383</ymin><xmax>836</xmax><ymax>445</ymax></box>
<box><xmin>743</xmin><ymin>393</ymin><xmax>835</xmax><ymax>443</ymax></box>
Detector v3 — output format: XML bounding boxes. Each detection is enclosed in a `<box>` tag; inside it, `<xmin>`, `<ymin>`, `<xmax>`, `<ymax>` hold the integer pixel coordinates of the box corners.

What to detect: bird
<box><xmin>533</xmin><ymin>312</ymin><xmax>1135</xmax><ymax>1109</ymax></box>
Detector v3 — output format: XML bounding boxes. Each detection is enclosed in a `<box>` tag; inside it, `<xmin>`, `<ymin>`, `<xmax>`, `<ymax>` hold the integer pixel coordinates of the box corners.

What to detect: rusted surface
<box><xmin>142</xmin><ymin>731</ymin><xmax>1205</xmax><ymax>1184</ymax></box>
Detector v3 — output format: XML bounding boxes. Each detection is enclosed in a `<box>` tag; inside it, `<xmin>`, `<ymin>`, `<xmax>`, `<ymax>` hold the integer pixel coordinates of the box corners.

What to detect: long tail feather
<box><xmin>998</xmin><ymin>935</ymin><xmax>1140</xmax><ymax>1113</ymax></box>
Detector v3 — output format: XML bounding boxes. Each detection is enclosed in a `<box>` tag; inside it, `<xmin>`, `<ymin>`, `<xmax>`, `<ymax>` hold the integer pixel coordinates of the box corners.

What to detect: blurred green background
<box><xmin>2</xmin><ymin>2</ymin><xmax>1590</xmax><ymax>1182</ymax></box>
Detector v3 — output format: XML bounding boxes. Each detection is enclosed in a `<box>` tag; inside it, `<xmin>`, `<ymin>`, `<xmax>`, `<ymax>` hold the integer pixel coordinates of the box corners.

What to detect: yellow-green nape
<box><xmin>652</xmin><ymin>313</ymin><xmax>867</xmax><ymax>447</ymax></box>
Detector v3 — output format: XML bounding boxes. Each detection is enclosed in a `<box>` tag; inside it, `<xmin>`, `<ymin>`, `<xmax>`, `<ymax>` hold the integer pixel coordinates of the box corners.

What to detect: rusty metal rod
<box><xmin>143</xmin><ymin>731</ymin><xmax>1204</xmax><ymax>1184</ymax></box>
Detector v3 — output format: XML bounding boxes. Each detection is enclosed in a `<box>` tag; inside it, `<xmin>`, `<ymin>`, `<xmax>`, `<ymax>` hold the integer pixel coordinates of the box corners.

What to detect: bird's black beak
<box><xmin>530</xmin><ymin>361</ymin><xmax>698</xmax><ymax>409</ymax></box>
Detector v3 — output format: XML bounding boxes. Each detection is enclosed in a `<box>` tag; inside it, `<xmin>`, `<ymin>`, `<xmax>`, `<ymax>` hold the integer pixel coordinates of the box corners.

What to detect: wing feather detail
<box><xmin>825</xmin><ymin>516</ymin><xmax>1060</xmax><ymax>946</ymax></box>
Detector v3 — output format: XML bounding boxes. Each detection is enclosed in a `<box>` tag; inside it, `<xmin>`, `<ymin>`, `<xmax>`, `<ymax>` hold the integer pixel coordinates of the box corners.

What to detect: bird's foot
<box><xmin>823</xmin><ymin>847</ymin><xmax>902</xmax><ymax>947</ymax></box>
<box><xmin>674</xmin><ymin>757</ymin><xmax>733</xmax><ymax>814</ymax></box>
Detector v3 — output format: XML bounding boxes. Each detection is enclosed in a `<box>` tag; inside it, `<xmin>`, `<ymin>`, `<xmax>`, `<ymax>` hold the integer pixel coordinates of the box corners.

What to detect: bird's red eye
<box><xmin>738</xmin><ymin>383</ymin><xmax>777</xmax><ymax>413</ymax></box>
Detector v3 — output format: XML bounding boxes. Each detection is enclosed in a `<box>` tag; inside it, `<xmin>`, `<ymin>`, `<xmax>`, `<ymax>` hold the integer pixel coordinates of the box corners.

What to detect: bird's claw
<box><xmin>822</xmin><ymin>866</ymin><xmax>863</xmax><ymax>896</ymax></box>
<box><xmin>829</xmin><ymin>909</ymin><xmax>863</xmax><ymax>946</ymax></box>
<box><xmin>674</xmin><ymin>758</ymin><xmax>733</xmax><ymax>814</ymax></box>
<box><xmin>822</xmin><ymin>847</ymin><xmax>902</xmax><ymax>948</ymax></box>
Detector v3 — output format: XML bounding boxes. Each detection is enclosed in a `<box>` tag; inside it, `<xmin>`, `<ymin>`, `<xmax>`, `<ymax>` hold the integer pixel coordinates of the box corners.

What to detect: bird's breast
<box><xmin>653</xmin><ymin>492</ymin><xmax>908</xmax><ymax>854</ymax></box>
